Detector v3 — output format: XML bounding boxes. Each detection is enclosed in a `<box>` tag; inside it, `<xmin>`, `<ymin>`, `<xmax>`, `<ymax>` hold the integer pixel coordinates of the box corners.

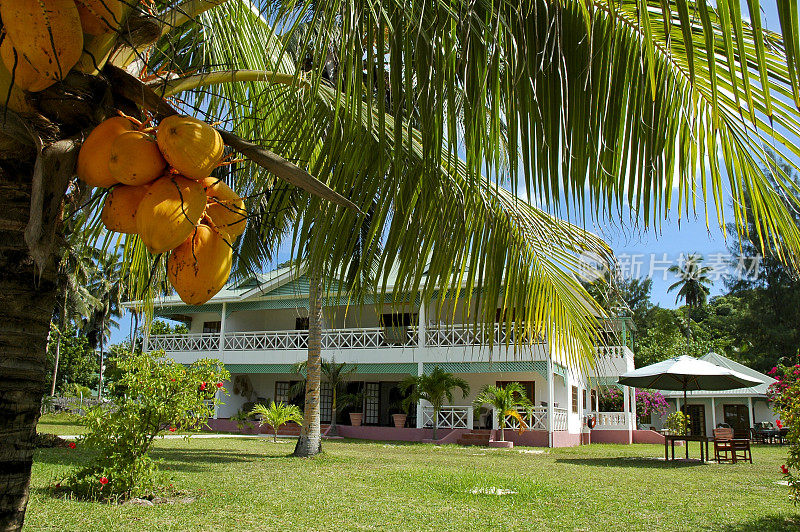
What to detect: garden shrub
<box><xmin>598</xmin><ymin>387</ymin><xmax>668</xmax><ymax>425</ymax></box>
<box><xmin>59</xmin><ymin>351</ymin><xmax>229</xmax><ymax>500</ymax></box>
<box><xmin>767</xmin><ymin>364</ymin><xmax>800</xmax><ymax>502</ymax></box>
<box><xmin>664</xmin><ymin>411</ymin><xmax>689</xmax><ymax>435</ymax></box>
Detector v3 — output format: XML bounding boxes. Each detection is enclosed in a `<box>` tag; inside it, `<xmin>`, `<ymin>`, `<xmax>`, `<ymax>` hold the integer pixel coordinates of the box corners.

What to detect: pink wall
<box><xmin>505</xmin><ymin>430</ymin><xmax>549</xmax><ymax>447</ymax></box>
<box><xmin>337</xmin><ymin>425</ymin><xmax>467</xmax><ymax>442</ymax></box>
<box><xmin>589</xmin><ymin>429</ymin><xmax>666</xmax><ymax>445</ymax></box>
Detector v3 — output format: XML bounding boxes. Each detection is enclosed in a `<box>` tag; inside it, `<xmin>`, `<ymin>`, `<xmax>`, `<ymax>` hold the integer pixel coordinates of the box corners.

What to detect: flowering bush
<box><xmin>767</xmin><ymin>364</ymin><xmax>800</xmax><ymax>503</ymax></box>
<box><xmin>598</xmin><ymin>387</ymin><xmax>669</xmax><ymax>425</ymax></box>
<box><xmin>58</xmin><ymin>351</ymin><xmax>229</xmax><ymax>500</ymax></box>
<box><xmin>664</xmin><ymin>411</ymin><xmax>689</xmax><ymax>435</ymax></box>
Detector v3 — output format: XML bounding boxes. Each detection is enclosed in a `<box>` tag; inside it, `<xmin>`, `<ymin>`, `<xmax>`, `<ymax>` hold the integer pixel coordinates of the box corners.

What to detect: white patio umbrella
<box><xmin>617</xmin><ymin>355</ymin><xmax>763</xmax><ymax>408</ymax></box>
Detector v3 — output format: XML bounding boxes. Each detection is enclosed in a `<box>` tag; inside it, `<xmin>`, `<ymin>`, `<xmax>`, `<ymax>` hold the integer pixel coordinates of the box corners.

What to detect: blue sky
<box><xmin>110</xmin><ymin>0</ymin><xmax>792</xmax><ymax>344</ymax></box>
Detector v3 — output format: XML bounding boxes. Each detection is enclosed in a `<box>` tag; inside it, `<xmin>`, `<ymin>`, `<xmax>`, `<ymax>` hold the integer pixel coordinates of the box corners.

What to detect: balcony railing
<box><xmin>500</xmin><ymin>406</ymin><xmax>569</xmax><ymax>431</ymax></box>
<box><xmin>591</xmin><ymin>411</ymin><xmax>631</xmax><ymax>430</ymax></box>
<box><xmin>148</xmin><ymin>333</ymin><xmax>220</xmax><ymax>352</ymax></box>
<box><xmin>421</xmin><ymin>405</ymin><xmax>472</xmax><ymax>429</ymax></box>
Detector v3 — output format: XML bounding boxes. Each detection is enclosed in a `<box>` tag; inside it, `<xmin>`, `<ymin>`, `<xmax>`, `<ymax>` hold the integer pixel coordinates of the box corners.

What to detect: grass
<box><xmin>26</xmin><ymin>418</ymin><xmax>800</xmax><ymax>531</ymax></box>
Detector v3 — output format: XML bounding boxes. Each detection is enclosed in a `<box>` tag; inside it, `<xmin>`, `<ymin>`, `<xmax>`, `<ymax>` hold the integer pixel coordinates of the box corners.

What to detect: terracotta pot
<box><xmin>349</xmin><ymin>413</ymin><xmax>363</xmax><ymax>426</ymax></box>
<box><xmin>392</xmin><ymin>413</ymin><xmax>407</xmax><ymax>429</ymax></box>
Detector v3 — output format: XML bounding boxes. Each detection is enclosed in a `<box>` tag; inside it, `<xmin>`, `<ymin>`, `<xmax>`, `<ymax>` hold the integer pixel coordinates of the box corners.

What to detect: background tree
<box><xmin>400</xmin><ymin>367</ymin><xmax>470</xmax><ymax>440</ymax></box>
<box><xmin>45</xmin><ymin>326</ymin><xmax>99</xmax><ymax>394</ymax></box>
<box><xmin>667</xmin><ymin>254</ymin><xmax>713</xmax><ymax>346</ymax></box>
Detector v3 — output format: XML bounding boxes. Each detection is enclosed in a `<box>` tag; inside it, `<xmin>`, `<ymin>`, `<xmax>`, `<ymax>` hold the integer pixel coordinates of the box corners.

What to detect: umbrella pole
<box><xmin>683</xmin><ymin>385</ymin><xmax>689</xmax><ymax>460</ymax></box>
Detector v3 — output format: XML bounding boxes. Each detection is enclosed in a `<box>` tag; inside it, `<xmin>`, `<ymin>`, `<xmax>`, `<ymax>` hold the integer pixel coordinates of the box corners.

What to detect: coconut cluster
<box><xmin>0</xmin><ymin>0</ymin><xmax>123</xmax><ymax>110</ymax></box>
<box><xmin>78</xmin><ymin>115</ymin><xmax>248</xmax><ymax>306</ymax></box>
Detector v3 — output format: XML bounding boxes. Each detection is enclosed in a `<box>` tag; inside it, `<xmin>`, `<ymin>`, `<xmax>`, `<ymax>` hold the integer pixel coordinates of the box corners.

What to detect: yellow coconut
<box><xmin>167</xmin><ymin>224</ymin><xmax>233</xmax><ymax>305</ymax></box>
<box><xmin>74</xmin><ymin>0</ymin><xmax>123</xmax><ymax>36</ymax></box>
<box><xmin>135</xmin><ymin>174</ymin><xmax>207</xmax><ymax>254</ymax></box>
<box><xmin>201</xmin><ymin>177</ymin><xmax>248</xmax><ymax>239</ymax></box>
<box><xmin>0</xmin><ymin>34</ymin><xmax>56</xmax><ymax>92</ymax></box>
<box><xmin>0</xmin><ymin>61</ymin><xmax>33</xmax><ymax>114</ymax></box>
<box><xmin>0</xmin><ymin>0</ymin><xmax>84</xmax><ymax>83</ymax></box>
<box><xmin>101</xmin><ymin>184</ymin><xmax>149</xmax><ymax>234</ymax></box>
<box><xmin>77</xmin><ymin>116</ymin><xmax>135</xmax><ymax>188</ymax></box>
<box><xmin>109</xmin><ymin>131</ymin><xmax>167</xmax><ymax>186</ymax></box>
<box><xmin>156</xmin><ymin>115</ymin><xmax>225</xmax><ymax>180</ymax></box>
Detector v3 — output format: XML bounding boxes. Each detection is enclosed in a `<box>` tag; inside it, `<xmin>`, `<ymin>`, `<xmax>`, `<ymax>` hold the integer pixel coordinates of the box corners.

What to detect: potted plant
<box><xmin>390</xmin><ymin>397</ymin><xmax>412</xmax><ymax>428</ymax></box>
<box><xmin>231</xmin><ymin>409</ymin><xmax>257</xmax><ymax>434</ymax></box>
<box><xmin>472</xmin><ymin>382</ymin><xmax>532</xmax><ymax>444</ymax></box>
<box><xmin>399</xmin><ymin>367</ymin><xmax>470</xmax><ymax>440</ymax></box>
<box><xmin>339</xmin><ymin>390</ymin><xmax>365</xmax><ymax>426</ymax></box>
<box><xmin>250</xmin><ymin>402</ymin><xmax>304</xmax><ymax>442</ymax></box>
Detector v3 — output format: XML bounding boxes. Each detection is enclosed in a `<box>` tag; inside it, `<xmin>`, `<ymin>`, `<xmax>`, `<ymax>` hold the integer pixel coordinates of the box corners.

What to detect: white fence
<box><xmin>591</xmin><ymin>411</ymin><xmax>631</xmax><ymax>430</ymax></box>
<box><xmin>498</xmin><ymin>406</ymin><xmax>569</xmax><ymax>431</ymax></box>
<box><xmin>421</xmin><ymin>405</ymin><xmax>473</xmax><ymax>429</ymax></box>
<box><xmin>148</xmin><ymin>333</ymin><xmax>221</xmax><ymax>352</ymax></box>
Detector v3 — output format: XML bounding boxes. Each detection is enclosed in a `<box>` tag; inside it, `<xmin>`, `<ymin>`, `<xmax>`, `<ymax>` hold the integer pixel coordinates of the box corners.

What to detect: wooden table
<box><xmin>664</xmin><ymin>434</ymin><xmax>710</xmax><ymax>463</ymax></box>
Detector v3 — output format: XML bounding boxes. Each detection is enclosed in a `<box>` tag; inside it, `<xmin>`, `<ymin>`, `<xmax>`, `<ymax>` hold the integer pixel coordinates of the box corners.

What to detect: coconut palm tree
<box><xmin>3</xmin><ymin>0</ymin><xmax>800</xmax><ymax>527</ymax></box>
<box><xmin>472</xmin><ymin>383</ymin><xmax>533</xmax><ymax>442</ymax></box>
<box><xmin>290</xmin><ymin>357</ymin><xmax>358</xmax><ymax>437</ymax></box>
<box><xmin>250</xmin><ymin>401</ymin><xmax>305</xmax><ymax>442</ymax></box>
<box><xmin>400</xmin><ymin>367</ymin><xmax>470</xmax><ymax>440</ymax></box>
<box><xmin>668</xmin><ymin>254</ymin><xmax>714</xmax><ymax>346</ymax></box>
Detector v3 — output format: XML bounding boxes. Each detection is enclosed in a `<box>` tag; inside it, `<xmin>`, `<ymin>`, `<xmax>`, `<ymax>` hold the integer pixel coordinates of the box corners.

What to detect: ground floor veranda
<box><xmin>646</xmin><ymin>395</ymin><xmax>778</xmax><ymax>438</ymax></box>
<box><xmin>210</xmin><ymin>365</ymin><xmax>660</xmax><ymax>447</ymax></box>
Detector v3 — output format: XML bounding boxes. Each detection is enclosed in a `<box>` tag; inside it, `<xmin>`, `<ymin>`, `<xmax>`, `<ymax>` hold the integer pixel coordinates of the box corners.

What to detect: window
<box><xmin>364</xmin><ymin>382</ymin><xmax>380</xmax><ymax>424</ymax></box>
<box><xmin>275</xmin><ymin>381</ymin><xmax>290</xmax><ymax>404</ymax></box>
<box><xmin>295</xmin><ymin>317</ymin><xmax>309</xmax><ymax>330</ymax></box>
<box><xmin>320</xmin><ymin>383</ymin><xmax>333</xmax><ymax>423</ymax></box>
<box><xmin>571</xmin><ymin>386</ymin><xmax>579</xmax><ymax>413</ymax></box>
<box><xmin>590</xmin><ymin>389</ymin><xmax>598</xmax><ymax>412</ymax></box>
<box><xmin>203</xmin><ymin>321</ymin><xmax>221</xmax><ymax>334</ymax></box>
<box><xmin>381</xmin><ymin>313</ymin><xmax>415</xmax><ymax>345</ymax></box>
<box><xmin>496</xmin><ymin>381</ymin><xmax>534</xmax><ymax>404</ymax></box>
<box><xmin>583</xmin><ymin>389</ymin><xmax>588</xmax><ymax>410</ymax></box>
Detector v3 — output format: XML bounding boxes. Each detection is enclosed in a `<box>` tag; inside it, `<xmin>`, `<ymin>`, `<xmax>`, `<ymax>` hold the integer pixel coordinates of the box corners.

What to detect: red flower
<box><xmin>199</xmin><ymin>382</ymin><xmax>207</xmax><ymax>391</ymax></box>
<box><xmin>781</xmin><ymin>465</ymin><xmax>790</xmax><ymax>475</ymax></box>
<box><xmin>216</xmin><ymin>382</ymin><xmax>223</xmax><ymax>388</ymax></box>
<box><xmin>68</xmin><ymin>442</ymin><xmax>76</xmax><ymax>449</ymax></box>
<box><xmin>55</xmin><ymin>483</ymin><xmax>61</xmax><ymax>488</ymax></box>
<box><xmin>169</xmin><ymin>427</ymin><xmax>176</xmax><ymax>432</ymax></box>
<box><xmin>99</xmin><ymin>477</ymin><xmax>109</xmax><ymax>485</ymax></box>
<box><xmin>170</xmin><ymin>378</ymin><xmax>176</xmax><ymax>382</ymax></box>
<box><xmin>777</xmin><ymin>420</ymin><xmax>783</xmax><ymax>429</ymax></box>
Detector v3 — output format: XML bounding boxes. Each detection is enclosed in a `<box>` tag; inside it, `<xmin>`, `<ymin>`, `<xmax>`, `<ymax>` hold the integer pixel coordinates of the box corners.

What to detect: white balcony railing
<box><xmin>425</xmin><ymin>323</ymin><xmax>544</xmax><ymax>347</ymax></box>
<box><xmin>499</xmin><ymin>406</ymin><xmax>569</xmax><ymax>431</ymax></box>
<box><xmin>421</xmin><ymin>405</ymin><xmax>472</xmax><ymax>429</ymax></box>
<box><xmin>595</xmin><ymin>346</ymin><xmax>631</xmax><ymax>359</ymax></box>
<box><xmin>148</xmin><ymin>333</ymin><xmax>220</xmax><ymax>352</ymax></box>
<box><xmin>592</xmin><ymin>411</ymin><xmax>631</xmax><ymax>430</ymax></box>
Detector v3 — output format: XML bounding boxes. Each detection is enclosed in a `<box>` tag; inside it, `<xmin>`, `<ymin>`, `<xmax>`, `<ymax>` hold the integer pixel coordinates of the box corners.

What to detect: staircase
<box><xmin>457</xmin><ymin>429</ymin><xmax>493</xmax><ymax>446</ymax></box>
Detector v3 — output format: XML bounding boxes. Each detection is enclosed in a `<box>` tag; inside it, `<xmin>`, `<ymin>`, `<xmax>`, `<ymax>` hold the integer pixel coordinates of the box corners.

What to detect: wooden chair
<box><xmin>714</xmin><ymin>428</ymin><xmax>752</xmax><ymax>464</ymax></box>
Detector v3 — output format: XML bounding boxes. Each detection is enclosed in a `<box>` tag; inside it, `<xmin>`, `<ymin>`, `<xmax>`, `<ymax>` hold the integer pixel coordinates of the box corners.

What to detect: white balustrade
<box><xmin>425</xmin><ymin>323</ymin><xmax>543</xmax><ymax>347</ymax></box>
<box><xmin>502</xmin><ymin>406</ymin><xmax>548</xmax><ymax>431</ymax></box>
<box><xmin>148</xmin><ymin>333</ymin><xmax>220</xmax><ymax>352</ymax></box>
<box><xmin>552</xmin><ymin>408</ymin><xmax>569</xmax><ymax>431</ymax></box>
<box><xmin>421</xmin><ymin>405</ymin><xmax>472</xmax><ymax>429</ymax></box>
<box><xmin>591</xmin><ymin>411</ymin><xmax>630</xmax><ymax>430</ymax></box>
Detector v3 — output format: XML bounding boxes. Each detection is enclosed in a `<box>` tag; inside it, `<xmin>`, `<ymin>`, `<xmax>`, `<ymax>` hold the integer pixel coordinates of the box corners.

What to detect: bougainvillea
<box><xmin>57</xmin><ymin>351</ymin><xmax>229</xmax><ymax>500</ymax></box>
<box><xmin>598</xmin><ymin>387</ymin><xmax>669</xmax><ymax>425</ymax></box>
<box><xmin>767</xmin><ymin>364</ymin><xmax>800</xmax><ymax>503</ymax></box>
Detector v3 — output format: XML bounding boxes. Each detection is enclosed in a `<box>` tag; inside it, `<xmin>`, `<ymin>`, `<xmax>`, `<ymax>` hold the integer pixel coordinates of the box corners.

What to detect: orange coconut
<box><xmin>135</xmin><ymin>174</ymin><xmax>207</xmax><ymax>254</ymax></box>
<box><xmin>101</xmin><ymin>184</ymin><xmax>149</xmax><ymax>234</ymax></box>
<box><xmin>0</xmin><ymin>0</ymin><xmax>84</xmax><ymax>83</ymax></box>
<box><xmin>201</xmin><ymin>177</ymin><xmax>248</xmax><ymax>239</ymax></box>
<box><xmin>77</xmin><ymin>116</ymin><xmax>135</xmax><ymax>188</ymax></box>
<box><xmin>74</xmin><ymin>0</ymin><xmax>124</xmax><ymax>36</ymax></box>
<box><xmin>167</xmin><ymin>223</ymin><xmax>233</xmax><ymax>305</ymax></box>
<box><xmin>0</xmin><ymin>34</ymin><xmax>56</xmax><ymax>92</ymax></box>
<box><xmin>156</xmin><ymin>115</ymin><xmax>225</xmax><ymax>180</ymax></box>
<box><xmin>109</xmin><ymin>131</ymin><xmax>167</xmax><ymax>186</ymax></box>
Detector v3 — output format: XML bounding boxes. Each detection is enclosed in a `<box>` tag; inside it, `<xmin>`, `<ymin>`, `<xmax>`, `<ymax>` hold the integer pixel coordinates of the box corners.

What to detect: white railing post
<box><xmin>467</xmin><ymin>406</ymin><xmax>474</xmax><ymax>429</ymax></box>
<box><xmin>219</xmin><ymin>302</ymin><xmax>227</xmax><ymax>355</ymax></box>
<box><xmin>492</xmin><ymin>408</ymin><xmax>499</xmax><ymax>430</ymax></box>
<box><xmin>418</xmin><ymin>304</ymin><xmax>426</xmax><ymax>349</ymax></box>
<box><xmin>623</xmin><ymin>386</ymin><xmax>632</xmax><ymax>444</ymax></box>
<box><xmin>547</xmin><ymin>356</ymin><xmax>555</xmax><ymax>446</ymax></box>
<box><xmin>416</xmin><ymin>362</ymin><xmax>424</xmax><ymax>429</ymax></box>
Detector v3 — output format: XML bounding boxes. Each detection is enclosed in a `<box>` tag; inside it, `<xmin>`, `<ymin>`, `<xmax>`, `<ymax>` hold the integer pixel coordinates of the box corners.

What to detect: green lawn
<box><xmin>26</xmin><ymin>426</ymin><xmax>799</xmax><ymax>531</ymax></box>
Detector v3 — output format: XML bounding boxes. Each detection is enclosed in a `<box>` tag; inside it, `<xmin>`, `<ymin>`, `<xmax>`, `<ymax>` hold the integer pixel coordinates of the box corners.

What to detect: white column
<box><xmin>416</xmin><ymin>362</ymin><xmax>424</xmax><ymax>428</ymax></box>
<box><xmin>748</xmin><ymin>397</ymin><xmax>754</xmax><ymax>428</ymax></box>
<box><xmin>711</xmin><ymin>397</ymin><xmax>717</xmax><ymax>432</ymax></box>
<box><xmin>623</xmin><ymin>386</ymin><xmax>632</xmax><ymax>444</ymax></box>
<box><xmin>676</xmin><ymin>397</ymin><xmax>681</xmax><ymax>414</ymax></box>
<box><xmin>418</xmin><ymin>304</ymin><xmax>426</xmax><ymax>349</ymax></box>
<box><xmin>215</xmin><ymin>302</ymin><xmax>227</xmax><ymax>420</ymax></box>
<box><xmin>630</xmin><ymin>386</ymin><xmax>637</xmax><ymax>430</ymax></box>
<box><xmin>547</xmin><ymin>356</ymin><xmax>555</xmax><ymax>447</ymax></box>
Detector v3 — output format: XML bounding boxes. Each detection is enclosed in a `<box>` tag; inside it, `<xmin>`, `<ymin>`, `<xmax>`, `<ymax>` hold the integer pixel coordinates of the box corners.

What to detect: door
<box><xmin>685</xmin><ymin>404</ymin><xmax>706</xmax><ymax>436</ymax></box>
<box><xmin>364</xmin><ymin>382</ymin><xmax>380</xmax><ymax>425</ymax></box>
<box><xmin>723</xmin><ymin>404</ymin><xmax>751</xmax><ymax>438</ymax></box>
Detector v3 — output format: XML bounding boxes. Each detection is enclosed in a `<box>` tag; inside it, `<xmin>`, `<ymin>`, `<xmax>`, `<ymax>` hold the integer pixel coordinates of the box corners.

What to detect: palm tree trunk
<box><xmin>50</xmin><ymin>332</ymin><xmax>61</xmax><ymax>397</ymax></box>
<box><xmin>329</xmin><ymin>387</ymin><xmax>338</xmax><ymax>436</ymax></box>
<box><xmin>0</xmin><ymin>164</ymin><xmax>60</xmax><ymax>530</ymax></box>
<box><xmin>97</xmin><ymin>322</ymin><xmax>105</xmax><ymax>399</ymax></box>
<box><xmin>685</xmin><ymin>306</ymin><xmax>691</xmax><ymax>348</ymax></box>
<box><xmin>294</xmin><ymin>271</ymin><xmax>323</xmax><ymax>457</ymax></box>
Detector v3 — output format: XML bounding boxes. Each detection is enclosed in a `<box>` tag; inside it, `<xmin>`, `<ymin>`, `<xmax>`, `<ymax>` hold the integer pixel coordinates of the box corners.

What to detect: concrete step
<box><xmin>457</xmin><ymin>430</ymin><xmax>493</xmax><ymax>446</ymax></box>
